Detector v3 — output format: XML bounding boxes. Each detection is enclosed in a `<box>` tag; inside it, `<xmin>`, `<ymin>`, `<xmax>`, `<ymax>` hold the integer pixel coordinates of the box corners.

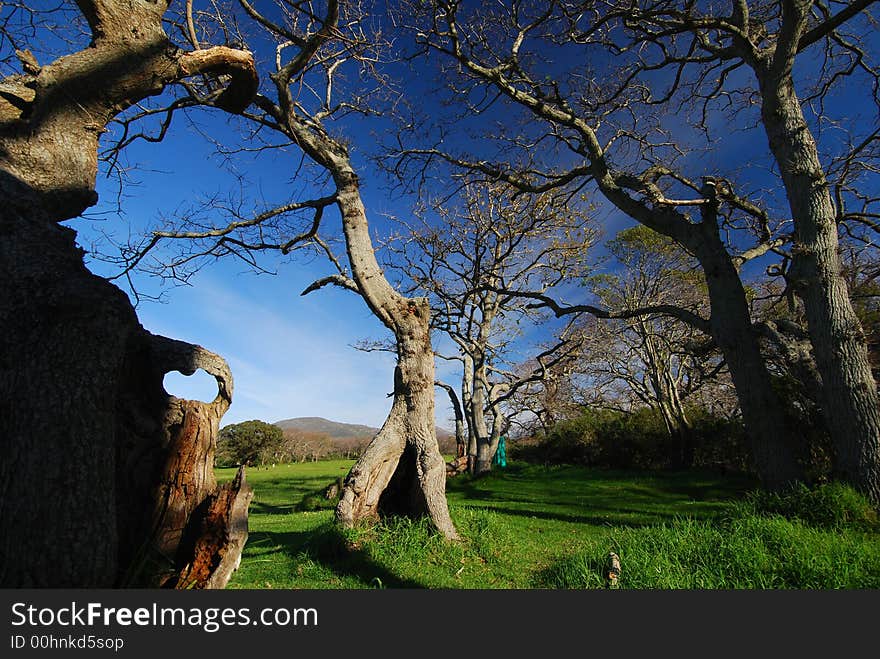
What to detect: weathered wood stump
<box><xmin>145</xmin><ymin>335</ymin><xmax>253</xmax><ymax>589</ymax></box>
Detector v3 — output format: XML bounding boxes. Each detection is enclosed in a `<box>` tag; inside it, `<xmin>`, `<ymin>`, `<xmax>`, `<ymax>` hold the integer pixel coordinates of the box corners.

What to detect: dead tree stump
<box><xmin>142</xmin><ymin>335</ymin><xmax>253</xmax><ymax>589</ymax></box>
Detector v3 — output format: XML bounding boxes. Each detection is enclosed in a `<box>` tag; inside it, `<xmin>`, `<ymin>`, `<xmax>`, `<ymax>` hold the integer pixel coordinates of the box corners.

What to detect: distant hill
<box><xmin>274</xmin><ymin>416</ymin><xmax>378</xmax><ymax>439</ymax></box>
<box><xmin>274</xmin><ymin>416</ymin><xmax>454</xmax><ymax>444</ymax></box>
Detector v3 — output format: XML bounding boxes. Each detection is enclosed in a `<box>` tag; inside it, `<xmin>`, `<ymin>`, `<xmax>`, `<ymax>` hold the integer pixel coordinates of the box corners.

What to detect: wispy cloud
<box><xmin>137</xmin><ymin>268</ymin><xmax>391</xmax><ymax>425</ymax></box>
<box><xmin>136</xmin><ymin>266</ymin><xmax>456</xmax><ymax>430</ymax></box>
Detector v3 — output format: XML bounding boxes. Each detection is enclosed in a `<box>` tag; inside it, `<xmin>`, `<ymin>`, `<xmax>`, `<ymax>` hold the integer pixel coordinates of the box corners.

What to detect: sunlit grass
<box><xmin>218</xmin><ymin>461</ymin><xmax>879</xmax><ymax>589</ymax></box>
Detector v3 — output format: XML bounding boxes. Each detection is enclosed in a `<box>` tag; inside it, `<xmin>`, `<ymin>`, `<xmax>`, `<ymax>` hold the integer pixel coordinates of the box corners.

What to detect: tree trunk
<box><xmin>331</xmin><ymin>170</ymin><xmax>458</xmax><ymax>539</ymax></box>
<box><xmin>462</xmin><ymin>353</ymin><xmax>478</xmax><ymax>472</ymax></box>
<box><xmin>693</xmin><ymin>227</ymin><xmax>803</xmax><ymax>488</ymax></box>
<box><xmin>436</xmin><ymin>381</ymin><xmax>467</xmax><ymax>458</ymax></box>
<box><xmin>0</xmin><ymin>205</ymin><xmax>250</xmax><ymax>587</ymax></box>
<box><xmin>475</xmin><ymin>404</ymin><xmax>505</xmax><ymax>476</ymax></box>
<box><xmin>0</xmin><ymin>2</ymin><xmax>257</xmax><ymax>586</ymax></box>
<box><xmin>470</xmin><ymin>359</ymin><xmax>494</xmax><ymax>475</ymax></box>
<box><xmin>759</xmin><ymin>75</ymin><xmax>880</xmax><ymax>503</ymax></box>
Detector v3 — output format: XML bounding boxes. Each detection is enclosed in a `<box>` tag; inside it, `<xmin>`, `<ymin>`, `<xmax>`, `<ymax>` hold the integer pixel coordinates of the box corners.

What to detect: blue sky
<box><xmin>72</xmin><ymin>105</ymin><xmax>464</xmax><ymax>431</ymax></box>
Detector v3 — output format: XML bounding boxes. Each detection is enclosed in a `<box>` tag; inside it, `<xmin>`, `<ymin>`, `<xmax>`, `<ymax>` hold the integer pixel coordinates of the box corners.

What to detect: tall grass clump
<box><xmin>738</xmin><ymin>481</ymin><xmax>879</xmax><ymax>531</ymax></box>
<box><xmin>542</xmin><ymin>483</ymin><xmax>880</xmax><ymax>589</ymax></box>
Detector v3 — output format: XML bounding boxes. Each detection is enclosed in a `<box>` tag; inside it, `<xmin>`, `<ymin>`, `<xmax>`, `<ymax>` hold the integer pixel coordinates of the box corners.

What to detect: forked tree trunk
<box><xmin>329</xmin><ymin>169</ymin><xmax>458</xmax><ymax>539</ymax></box>
<box><xmin>759</xmin><ymin>73</ymin><xmax>880</xmax><ymax>503</ymax></box>
<box><xmin>474</xmin><ymin>405</ymin><xmax>505</xmax><ymax>476</ymax></box>
<box><xmin>335</xmin><ymin>316</ymin><xmax>458</xmax><ymax>539</ymax></box>
<box><xmin>640</xmin><ymin>323</ymin><xmax>693</xmax><ymax>468</ymax></box>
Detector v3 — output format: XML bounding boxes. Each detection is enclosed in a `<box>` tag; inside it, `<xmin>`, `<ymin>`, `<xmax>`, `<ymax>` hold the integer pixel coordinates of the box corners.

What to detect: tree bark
<box><xmin>331</xmin><ymin>170</ymin><xmax>458</xmax><ymax>539</ymax></box>
<box><xmin>758</xmin><ymin>73</ymin><xmax>880</xmax><ymax>503</ymax></box>
<box><xmin>470</xmin><ymin>356</ymin><xmax>493</xmax><ymax>475</ymax></box>
<box><xmin>692</xmin><ymin>223</ymin><xmax>803</xmax><ymax>488</ymax></box>
<box><xmin>462</xmin><ymin>353</ymin><xmax>478</xmax><ymax>472</ymax></box>
<box><xmin>0</xmin><ymin>2</ymin><xmax>257</xmax><ymax>586</ymax></box>
<box><xmin>0</xmin><ymin>207</ymin><xmax>250</xmax><ymax>587</ymax></box>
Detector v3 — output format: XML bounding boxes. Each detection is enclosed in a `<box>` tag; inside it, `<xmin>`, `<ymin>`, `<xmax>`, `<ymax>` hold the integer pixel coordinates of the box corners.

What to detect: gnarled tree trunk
<box><xmin>330</xmin><ymin>169</ymin><xmax>458</xmax><ymax>540</ymax></box>
<box><xmin>0</xmin><ymin>206</ymin><xmax>251</xmax><ymax>587</ymax></box>
<box><xmin>758</xmin><ymin>71</ymin><xmax>880</xmax><ymax>503</ymax></box>
<box><xmin>0</xmin><ymin>0</ymin><xmax>257</xmax><ymax>586</ymax></box>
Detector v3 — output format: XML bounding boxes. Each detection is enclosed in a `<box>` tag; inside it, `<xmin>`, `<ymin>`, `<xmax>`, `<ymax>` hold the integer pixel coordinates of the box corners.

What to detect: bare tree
<box><xmin>588</xmin><ymin>226</ymin><xmax>728</xmax><ymax>464</ymax></box>
<box><xmin>390</xmin><ymin>0</ymin><xmax>880</xmax><ymax>497</ymax></box>
<box><xmin>389</xmin><ymin>182</ymin><xmax>593</xmax><ymax>473</ymax></box>
<box><xmin>0</xmin><ymin>1</ymin><xmax>258</xmax><ymax>586</ymax></box>
<box><xmin>505</xmin><ymin>351</ymin><xmax>584</xmax><ymax>436</ymax></box>
<box><xmin>281</xmin><ymin>429</ymin><xmax>336</xmax><ymax>463</ymax></box>
<box><xmin>121</xmin><ymin>1</ymin><xmax>459</xmax><ymax>538</ymax></box>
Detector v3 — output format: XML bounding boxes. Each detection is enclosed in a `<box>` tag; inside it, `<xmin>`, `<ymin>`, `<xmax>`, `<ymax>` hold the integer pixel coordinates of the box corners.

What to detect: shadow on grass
<box><xmin>249</xmin><ymin>501</ymin><xmax>298</xmax><ymax>516</ymax></box>
<box><xmin>249</xmin><ymin>526</ymin><xmax>426</xmax><ymax>589</ymax></box>
<box><xmin>531</xmin><ymin>554</ymin><xmax>611</xmax><ymax>589</ymax></box>
<box><xmin>455</xmin><ymin>503</ymin><xmax>673</xmax><ymax>528</ymax></box>
<box><xmin>449</xmin><ymin>465</ymin><xmax>753</xmax><ymax>508</ymax></box>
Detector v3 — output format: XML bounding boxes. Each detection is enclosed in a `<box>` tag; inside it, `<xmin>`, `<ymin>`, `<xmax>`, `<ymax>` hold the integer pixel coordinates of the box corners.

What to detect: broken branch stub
<box><xmin>146</xmin><ymin>334</ymin><xmax>252</xmax><ymax>589</ymax></box>
<box><xmin>171</xmin><ymin>466</ymin><xmax>254</xmax><ymax>590</ymax></box>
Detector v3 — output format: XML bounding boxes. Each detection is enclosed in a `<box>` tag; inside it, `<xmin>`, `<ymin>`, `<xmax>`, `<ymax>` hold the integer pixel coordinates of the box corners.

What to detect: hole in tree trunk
<box><xmin>378</xmin><ymin>443</ymin><xmax>426</xmax><ymax>520</ymax></box>
<box><xmin>163</xmin><ymin>369</ymin><xmax>219</xmax><ymax>403</ymax></box>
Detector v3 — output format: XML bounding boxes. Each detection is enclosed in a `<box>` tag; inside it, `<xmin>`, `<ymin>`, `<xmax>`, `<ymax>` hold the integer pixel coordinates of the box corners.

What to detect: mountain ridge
<box><xmin>273</xmin><ymin>416</ymin><xmax>378</xmax><ymax>439</ymax></box>
<box><xmin>274</xmin><ymin>416</ymin><xmax>453</xmax><ymax>441</ymax></box>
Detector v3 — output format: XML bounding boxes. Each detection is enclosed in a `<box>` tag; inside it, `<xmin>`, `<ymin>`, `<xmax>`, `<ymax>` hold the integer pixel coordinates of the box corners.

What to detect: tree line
<box><xmin>215</xmin><ymin>420</ymin><xmax>458</xmax><ymax>467</ymax></box>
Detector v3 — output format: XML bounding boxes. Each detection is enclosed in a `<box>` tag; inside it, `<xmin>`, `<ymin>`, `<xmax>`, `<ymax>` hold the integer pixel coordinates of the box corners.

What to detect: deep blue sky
<box><xmin>74</xmin><ymin>108</ymin><xmax>457</xmax><ymax>429</ymax></box>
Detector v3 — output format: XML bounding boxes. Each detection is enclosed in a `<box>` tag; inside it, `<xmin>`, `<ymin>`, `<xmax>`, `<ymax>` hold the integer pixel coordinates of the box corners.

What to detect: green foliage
<box><xmin>216</xmin><ymin>419</ymin><xmax>284</xmax><ymax>467</ymax></box>
<box><xmin>512</xmin><ymin>407</ymin><xmax>670</xmax><ymax>468</ymax></box>
<box><xmin>608</xmin><ymin>225</ymin><xmax>676</xmax><ymax>258</ymax></box>
<box><xmin>766</xmin><ymin>374</ymin><xmax>834</xmax><ymax>483</ymax></box>
<box><xmin>513</xmin><ymin>407</ymin><xmax>749</xmax><ymax>472</ymax></box>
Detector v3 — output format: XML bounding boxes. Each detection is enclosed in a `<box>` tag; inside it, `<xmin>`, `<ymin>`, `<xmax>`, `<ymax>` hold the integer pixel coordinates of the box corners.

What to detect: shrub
<box><xmin>512</xmin><ymin>406</ymin><xmax>749</xmax><ymax>472</ymax></box>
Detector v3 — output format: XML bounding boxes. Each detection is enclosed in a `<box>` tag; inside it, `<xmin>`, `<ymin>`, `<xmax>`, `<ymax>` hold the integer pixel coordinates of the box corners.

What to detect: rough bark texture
<box><xmin>138</xmin><ymin>336</ymin><xmax>252</xmax><ymax>589</ymax></box>
<box><xmin>0</xmin><ymin>206</ymin><xmax>250</xmax><ymax>587</ymax></box>
<box><xmin>169</xmin><ymin>467</ymin><xmax>253</xmax><ymax>590</ymax></box>
<box><xmin>331</xmin><ymin>170</ymin><xmax>458</xmax><ymax>540</ymax></box>
<box><xmin>0</xmin><ymin>1</ymin><xmax>257</xmax><ymax>586</ymax></box>
<box><xmin>470</xmin><ymin>354</ymin><xmax>493</xmax><ymax>475</ymax></box>
<box><xmin>758</xmin><ymin>71</ymin><xmax>880</xmax><ymax>503</ymax></box>
<box><xmin>694</xmin><ymin>225</ymin><xmax>804</xmax><ymax>488</ymax></box>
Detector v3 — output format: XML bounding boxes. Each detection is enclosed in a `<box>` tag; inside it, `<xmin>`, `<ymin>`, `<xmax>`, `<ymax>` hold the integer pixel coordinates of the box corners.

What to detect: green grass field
<box><xmin>218</xmin><ymin>461</ymin><xmax>880</xmax><ymax>589</ymax></box>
